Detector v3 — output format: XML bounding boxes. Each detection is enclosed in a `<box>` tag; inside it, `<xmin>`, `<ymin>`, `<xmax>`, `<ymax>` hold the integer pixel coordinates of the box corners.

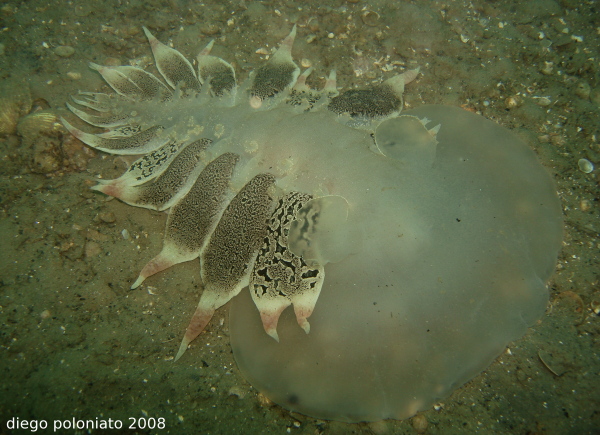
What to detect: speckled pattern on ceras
<box><xmin>61</xmin><ymin>25</ymin><xmax>420</xmax><ymax>361</ymax></box>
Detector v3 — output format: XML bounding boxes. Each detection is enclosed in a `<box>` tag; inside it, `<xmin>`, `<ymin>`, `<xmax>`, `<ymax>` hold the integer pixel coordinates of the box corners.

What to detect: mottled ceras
<box><xmin>62</xmin><ymin>25</ymin><xmax>420</xmax><ymax>361</ymax></box>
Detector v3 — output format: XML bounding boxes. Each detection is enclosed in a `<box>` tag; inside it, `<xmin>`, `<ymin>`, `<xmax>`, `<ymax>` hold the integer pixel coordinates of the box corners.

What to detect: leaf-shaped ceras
<box><xmin>62</xmin><ymin>24</ymin><xmax>419</xmax><ymax>361</ymax></box>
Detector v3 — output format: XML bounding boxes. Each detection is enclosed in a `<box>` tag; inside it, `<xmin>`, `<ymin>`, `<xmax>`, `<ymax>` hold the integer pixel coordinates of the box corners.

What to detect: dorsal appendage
<box><xmin>250</xmin><ymin>192</ymin><xmax>325</xmax><ymax>342</ymax></box>
<box><xmin>197</xmin><ymin>40</ymin><xmax>237</xmax><ymax>97</ymax></box>
<box><xmin>249</xmin><ymin>25</ymin><xmax>300</xmax><ymax>109</ymax></box>
<box><xmin>143</xmin><ymin>27</ymin><xmax>202</xmax><ymax>95</ymax></box>
<box><xmin>88</xmin><ymin>62</ymin><xmax>173</xmax><ymax>102</ymax></box>
<box><xmin>327</xmin><ymin>67</ymin><xmax>421</xmax><ymax>129</ymax></box>
<box><xmin>175</xmin><ymin>173</ymin><xmax>277</xmax><ymax>361</ymax></box>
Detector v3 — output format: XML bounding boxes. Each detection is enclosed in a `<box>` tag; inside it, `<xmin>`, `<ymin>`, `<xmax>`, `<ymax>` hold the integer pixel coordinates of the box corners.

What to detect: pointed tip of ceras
<box><xmin>130</xmin><ymin>275</ymin><xmax>145</xmax><ymax>290</ymax></box>
<box><xmin>298</xmin><ymin>318</ymin><xmax>310</xmax><ymax>334</ymax></box>
<box><xmin>293</xmin><ymin>301</ymin><xmax>316</xmax><ymax>335</ymax></box>
<box><xmin>175</xmin><ymin>304</ymin><xmax>217</xmax><ymax>360</ymax></box>
<box><xmin>383</xmin><ymin>67</ymin><xmax>421</xmax><ymax>96</ymax></box>
<box><xmin>257</xmin><ymin>305</ymin><xmax>288</xmax><ymax>342</ymax></box>
<box><xmin>174</xmin><ymin>336</ymin><xmax>191</xmax><ymax>362</ymax></box>
<box><xmin>142</xmin><ymin>26</ymin><xmax>201</xmax><ymax>94</ymax></box>
<box><xmin>60</xmin><ymin>116</ymin><xmax>82</xmax><ymax>140</ymax></box>
<box><xmin>248</xmin><ymin>25</ymin><xmax>300</xmax><ymax>108</ymax></box>
<box><xmin>270</xmin><ymin>24</ymin><xmax>297</xmax><ymax>65</ymax></box>
<box><xmin>130</xmin><ymin>255</ymin><xmax>174</xmax><ymax>290</ymax></box>
<box><xmin>292</xmin><ymin>67</ymin><xmax>313</xmax><ymax>93</ymax></box>
<box><xmin>90</xmin><ymin>179</ymin><xmax>123</xmax><ymax>198</ymax></box>
<box><xmin>199</xmin><ymin>39</ymin><xmax>215</xmax><ymax>57</ymax></box>
<box><xmin>88</xmin><ymin>62</ymin><xmax>102</xmax><ymax>73</ymax></box>
<box><xmin>404</xmin><ymin>67</ymin><xmax>421</xmax><ymax>84</ymax></box>
<box><xmin>323</xmin><ymin>70</ymin><xmax>338</xmax><ymax>97</ymax></box>
<box><xmin>266</xmin><ymin>328</ymin><xmax>280</xmax><ymax>343</ymax></box>
<box><xmin>280</xmin><ymin>24</ymin><xmax>297</xmax><ymax>51</ymax></box>
<box><xmin>142</xmin><ymin>26</ymin><xmax>159</xmax><ymax>48</ymax></box>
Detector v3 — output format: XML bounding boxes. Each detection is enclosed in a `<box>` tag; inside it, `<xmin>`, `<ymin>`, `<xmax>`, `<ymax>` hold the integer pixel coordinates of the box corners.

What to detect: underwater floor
<box><xmin>0</xmin><ymin>0</ymin><xmax>598</xmax><ymax>433</ymax></box>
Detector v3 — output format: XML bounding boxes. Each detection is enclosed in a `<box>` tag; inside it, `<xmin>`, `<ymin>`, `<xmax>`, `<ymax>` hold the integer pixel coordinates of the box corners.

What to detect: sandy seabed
<box><xmin>0</xmin><ymin>0</ymin><xmax>598</xmax><ymax>433</ymax></box>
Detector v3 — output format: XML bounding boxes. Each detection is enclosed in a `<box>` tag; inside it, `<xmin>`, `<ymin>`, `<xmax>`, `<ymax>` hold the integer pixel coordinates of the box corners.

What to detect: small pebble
<box><xmin>577</xmin><ymin>158</ymin><xmax>594</xmax><ymax>173</ymax></box>
<box><xmin>307</xmin><ymin>18</ymin><xmax>319</xmax><ymax>32</ymax></box>
<box><xmin>540</xmin><ymin>61</ymin><xmax>554</xmax><ymax>75</ymax></box>
<box><xmin>505</xmin><ymin>96</ymin><xmax>520</xmax><ymax>109</ymax></box>
<box><xmin>98</xmin><ymin>211</ymin><xmax>116</xmax><ymax>223</ymax></box>
<box><xmin>54</xmin><ymin>45</ymin><xmax>75</xmax><ymax>58</ymax></box>
<box><xmin>580</xmin><ymin>199</ymin><xmax>591</xmax><ymax>212</ymax></box>
<box><xmin>534</xmin><ymin>96</ymin><xmax>552</xmax><ymax>106</ymax></box>
<box><xmin>200</xmin><ymin>23</ymin><xmax>219</xmax><ymax>36</ymax></box>
<box><xmin>412</xmin><ymin>414</ymin><xmax>428</xmax><ymax>433</ymax></box>
<box><xmin>361</xmin><ymin>11</ymin><xmax>380</xmax><ymax>27</ymax></box>
<box><xmin>126</xmin><ymin>26</ymin><xmax>140</xmax><ymax>36</ymax></box>
<box><xmin>228</xmin><ymin>386</ymin><xmax>246</xmax><ymax>398</ymax></box>
<box><xmin>574</xmin><ymin>81</ymin><xmax>591</xmax><ymax>100</ymax></box>
<box><xmin>591</xmin><ymin>295</ymin><xmax>600</xmax><ymax>315</ymax></box>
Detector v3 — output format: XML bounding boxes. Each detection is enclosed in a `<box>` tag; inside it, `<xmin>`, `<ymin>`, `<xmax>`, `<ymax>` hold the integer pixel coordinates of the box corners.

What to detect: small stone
<box><xmin>505</xmin><ymin>96</ymin><xmax>520</xmax><ymax>109</ymax></box>
<box><xmin>577</xmin><ymin>158</ymin><xmax>594</xmax><ymax>174</ymax></box>
<box><xmin>361</xmin><ymin>11</ymin><xmax>380</xmax><ymax>27</ymax></box>
<box><xmin>550</xmin><ymin>134</ymin><xmax>566</xmax><ymax>146</ymax></box>
<box><xmin>366</xmin><ymin>420</ymin><xmax>388</xmax><ymax>434</ymax></box>
<box><xmin>307</xmin><ymin>18</ymin><xmax>319</xmax><ymax>33</ymax></box>
<box><xmin>228</xmin><ymin>385</ymin><xmax>246</xmax><ymax>398</ymax></box>
<box><xmin>591</xmin><ymin>293</ymin><xmax>600</xmax><ymax>315</ymax></box>
<box><xmin>67</xmin><ymin>71</ymin><xmax>82</xmax><ymax>80</ymax></box>
<box><xmin>573</xmin><ymin>81</ymin><xmax>591</xmax><ymax>100</ymax></box>
<box><xmin>540</xmin><ymin>61</ymin><xmax>553</xmax><ymax>75</ymax></box>
<box><xmin>98</xmin><ymin>211</ymin><xmax>116</xmax><ymax>223</ymax></box>
<box><xmin>580</xmin><ymin>199</ymin><xmax>591</xmax><ymax>212</ymax></box>
<box><xmin>126</xmin><ymin>26</ymin><xmax>140</xmax><ymax>36</ymax></box>
<box><xmin>534</xmin><ymin>96</ymin><xmax>552</xmax><ymax>106</ymax></box>
<box><xmin>412</xmin><ymin>414</ymin><xmax>428</xmax><ymax>433</ymax></box>
<box><xmin>54</xmin><ymin>45</ymin><xmax>75</xmax><ymax>58</ymax></box>
<box><xmin>256</xmin><ymin>392</ymin><xmax>273</xmax><ymax>407</ymax></box>
<box><xmin>200</xmin><ymin>23</ymin><xmax>220</xmax><ymax>36</ymax></box>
